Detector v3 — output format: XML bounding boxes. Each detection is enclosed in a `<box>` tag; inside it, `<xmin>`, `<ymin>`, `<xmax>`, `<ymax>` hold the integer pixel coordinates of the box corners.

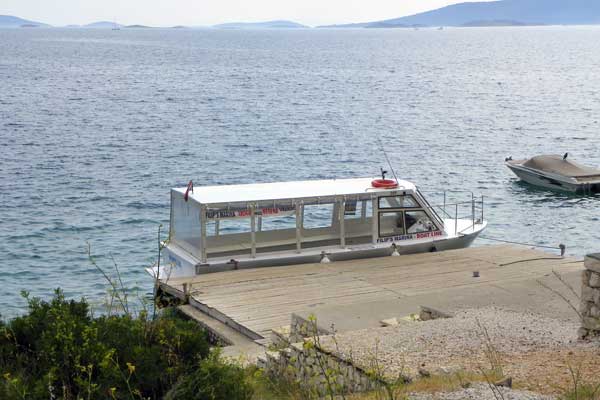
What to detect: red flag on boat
<box><xmin>184</xmin><ymin>180</ymin><xmax>194</xmax><ymax>202</ymax></box>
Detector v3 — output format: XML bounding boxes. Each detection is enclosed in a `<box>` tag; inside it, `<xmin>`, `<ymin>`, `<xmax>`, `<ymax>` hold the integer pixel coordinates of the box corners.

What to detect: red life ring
<box><xmin>371</xmin><ymin>179</ymin><xmax>399</xmax><ymax>189</ymax></box>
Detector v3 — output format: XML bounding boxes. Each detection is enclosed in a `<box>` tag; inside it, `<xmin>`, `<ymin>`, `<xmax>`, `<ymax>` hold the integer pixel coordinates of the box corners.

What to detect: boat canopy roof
<box><xmin>174</xmin><ymin>177</ymin><xmax>417</xmax><ymax>207</ymax></box>
<box><xmin>523</xmin><ymin>155</ymin><xmax>600</xmax><ymax>178</ymax></box>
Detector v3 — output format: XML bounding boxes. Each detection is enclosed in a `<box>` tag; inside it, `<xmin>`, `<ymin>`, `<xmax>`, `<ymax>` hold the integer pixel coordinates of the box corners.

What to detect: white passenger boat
<box><xmin>152</xmin><ymin>177</ymin><xmax>487</xmax><ymax>279</ymax></box>
<box><xmin>506</xmin><ymin>154</ymin><xmax>600</xmax><ymax>194</ymax></box>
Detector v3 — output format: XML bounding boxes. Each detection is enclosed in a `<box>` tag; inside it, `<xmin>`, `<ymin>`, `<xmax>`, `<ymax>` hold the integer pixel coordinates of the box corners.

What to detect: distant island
<box><xmin>213</xmin><ymin>20</ymin><xmax>308</xmax><ymax>29</ymax></box>
<box><xmin>0</xmin><ymin>15</ymin><xmax>307</xmax><ymax>30</ymax></box>
<box><xmin>4</xmin><ymin>0</ymin><xmax>600</xmax><ymax>31</ymax></box>
<box><xmin>125</xmin><ymin>24</ymin><xmax>154</xmax><ymax>29</ymax></box>
<box><xmin>461</xmin><ymin>20</ymin><xmax>533</xmax><ymax>27</ymax></box>
<box><xmin>0</xmin><ymin>15</ymin><xmax>49</xmax><ymax>28</ymax></box>
<box><xmin>83</xmin><ymin>21</ymin><xmax>122</xmax><ymax>29</ymax></box>
<box><xmin>320</xmin><ymin>0</ymin><xmax>600</xmax><ymax>28</ymax></box>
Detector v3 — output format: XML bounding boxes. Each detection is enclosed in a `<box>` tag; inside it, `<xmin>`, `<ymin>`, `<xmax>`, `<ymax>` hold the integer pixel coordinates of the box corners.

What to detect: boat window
<box><xmin>259</xmin><ymin>214</ymin><xmax>297</xmax><ymax>232</ymax></box>
<box><xmin>344</xmin><ymin>200</ymin><xmax>373</xmax><ymax>221</ymax></box>
<box><xmin>208</xmin><ymin>218</ymin><xmax>251</xmax><ymax>236</ymax></box>
<box><xmin>252</xmin><ymin>202</ymin><xmax>297</xmax><ymax>232</ymax></box>
<box><xmin>204</xmin><ymin>207</ymin><xmax>252</xmax><ymax>236</ymax></box>
<box><xmin>378</xmin><ymin>211</ymin><xmax>405</xmax><ymax>237</ymax></box>
<box><xmin>405</xmin><ymin>211</ymin><xmax>436</xmax><ymax>234</ymax></box>
<box><xmin>378</xmin><ymin>195</ymin><xmax>419</xmax><ymax>209</ymax></box>
<box><xmin>303</xmin><ymin>203</ymin><xmax>335</xmax><ymax>229</ymax></box>
<box><xmin>206</xmin><ymin>221</ymin><xmax>217</xmax><ymax>235</ymax></box>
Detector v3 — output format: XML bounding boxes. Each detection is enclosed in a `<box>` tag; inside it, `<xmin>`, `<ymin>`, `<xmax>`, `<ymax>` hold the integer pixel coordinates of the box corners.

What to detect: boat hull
<box><xmin>506</xmin><ymin>163</ymin><xmax>600</xmax><ymax>193</ymax></box>
<box><xmin>153</xmin><ymin>222</ymin><xmax>485</xmax><ymax>279</ymax></box>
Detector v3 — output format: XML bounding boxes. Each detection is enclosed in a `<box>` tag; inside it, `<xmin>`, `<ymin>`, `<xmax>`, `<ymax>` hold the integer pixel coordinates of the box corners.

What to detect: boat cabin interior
<box><xmin>168</xmin><ymin>178</ymin><xmax>444</xmax><ymax>263</ymax></box>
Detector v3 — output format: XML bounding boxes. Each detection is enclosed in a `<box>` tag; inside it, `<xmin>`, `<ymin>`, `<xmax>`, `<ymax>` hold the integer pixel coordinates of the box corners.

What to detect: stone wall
<box><xmin>580</xmin><ymin>253</ymin><xmax>600</xmax><ymax>339</ymax></box>
<box><xmin>262</xmin><ymin>339</ymin><xmax>378</xmax><ymax>397</ymax></box>
<box><xmin>261</xmin><ymin>313</ymin><xmax>381</xmax><ymax>397</ymax></box>
<box><xmin>289</xmin><ymin>313</ymin><xmax>332</xmax><ymax>343</ymax></box>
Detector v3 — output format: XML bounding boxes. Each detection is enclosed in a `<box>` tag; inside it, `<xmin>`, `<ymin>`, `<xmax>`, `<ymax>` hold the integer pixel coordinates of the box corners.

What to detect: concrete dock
<box><xmin>160</xmin><ymin>245</ymin><xmax>584</xmax><ymax>343</ymax></box>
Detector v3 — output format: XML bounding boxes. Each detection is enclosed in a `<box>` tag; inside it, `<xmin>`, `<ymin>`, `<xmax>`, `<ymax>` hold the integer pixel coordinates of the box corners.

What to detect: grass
<box><xmin>559</xmin><ymin>384</ymin><xmax>600</xmax><ymax>400</ymax></box>
<box><xmin>345</xmin><ymin>370</ymin><xmax>504</xmax><ymax>400</ymax></box>
<box><xmin>248</xmin><ymin>367</ymin><xmax>600</xmax><ymax>400</ymax></box>
<box><xmin>247</xmin><ymin>369</ymin><xmax>503</xmax><ymax>400</ymax></box>
<box><xmin>403</xmin><ymin>370</ymin><xmax>501</xmax><ymax>394</ymax></box>
<box><xmin>556</xmin><ymin>362</ymin><xmax>600</xmax><ymax>400</ymax></box>
<box><xmin>247</xmin><ymin>365</ymin><xmax>308</xmax><ymax>400</ymax></box>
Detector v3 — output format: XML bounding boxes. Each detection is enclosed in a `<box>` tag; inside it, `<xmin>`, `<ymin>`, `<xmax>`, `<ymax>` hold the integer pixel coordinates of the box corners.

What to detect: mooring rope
<box><xmin>498</xmin><ymin>257</ymin><xmax>568</xmax><ymax>267</ymax></box>
<box><xmin>478</xmin><ymin>235</ymin><xmax>566</xmax><ymax>255</ymax></box>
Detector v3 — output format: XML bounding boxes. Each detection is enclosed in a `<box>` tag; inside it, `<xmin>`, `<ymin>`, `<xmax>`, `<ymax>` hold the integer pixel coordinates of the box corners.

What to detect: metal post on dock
<box><xmin>182</xmin><ymin>282</ymin><xmax>191</xmax><ymax>302</ymax></box>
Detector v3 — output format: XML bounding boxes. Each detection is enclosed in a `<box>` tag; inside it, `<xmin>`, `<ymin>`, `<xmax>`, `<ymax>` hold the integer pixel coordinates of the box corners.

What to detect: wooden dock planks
<box><xmin>159</xmin><ymin>245</ymin><xmax>583</xmax><ymax>339</ymax></box>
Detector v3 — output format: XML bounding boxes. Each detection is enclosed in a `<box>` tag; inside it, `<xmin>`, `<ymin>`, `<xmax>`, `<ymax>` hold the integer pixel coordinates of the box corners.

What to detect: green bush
<box><xmin>0</xmin><ymin>289</ymin><xmax>226</xmax><ymax>400</ymax></box>
<box><xmin>164</xmin><ymin>351</ymin><xmax>254</xmax><ymax>400</ymax></box>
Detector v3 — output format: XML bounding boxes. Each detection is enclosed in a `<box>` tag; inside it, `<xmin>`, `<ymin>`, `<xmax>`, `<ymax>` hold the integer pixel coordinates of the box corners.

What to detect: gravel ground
<box><xmin>317</xmin><ymin>307</ymin><xmax>600</xmax><ymax>394</ymax></box>
<box><xmin>407</xmin><ymin>383</ymin><xmax>554</xmax><ymax>400</ymax></box>
<box><xmin>320</xmin><ymin>307</ymin><xmax>582</xmax><ymax>376</ymax></box>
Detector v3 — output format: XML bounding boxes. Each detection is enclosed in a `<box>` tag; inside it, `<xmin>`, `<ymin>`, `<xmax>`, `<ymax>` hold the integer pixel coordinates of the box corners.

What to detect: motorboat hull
<box><xmin>506</xmin><ymin>162</ymin><xmax>600</xmax><ymax>194</ymax></box>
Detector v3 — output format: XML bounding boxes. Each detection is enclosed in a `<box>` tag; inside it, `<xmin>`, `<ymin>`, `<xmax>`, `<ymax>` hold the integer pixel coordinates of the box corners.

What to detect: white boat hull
<box><xmin>151</xmin><ymin>220</ymin><xmax>486</xmax><ymax>279</ymax></box>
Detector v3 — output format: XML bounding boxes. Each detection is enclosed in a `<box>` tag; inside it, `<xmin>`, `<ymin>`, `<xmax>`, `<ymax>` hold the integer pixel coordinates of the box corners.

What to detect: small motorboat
<box><xmin>506</xmin><ymin>153</ymin><xmax>600</xmax><ymax>194</ymax></box>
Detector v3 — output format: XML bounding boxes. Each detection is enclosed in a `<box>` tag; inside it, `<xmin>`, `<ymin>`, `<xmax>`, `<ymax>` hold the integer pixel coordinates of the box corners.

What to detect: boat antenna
<box><xmin>375</xmin><ymin>133</ymin><xmax>399</xmax><ymax>183</ymax></box>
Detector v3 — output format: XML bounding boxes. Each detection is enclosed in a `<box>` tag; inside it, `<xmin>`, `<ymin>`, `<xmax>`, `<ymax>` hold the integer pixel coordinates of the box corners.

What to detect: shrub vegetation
<box><xmin>0</xmin><ymin>289</ymin><xmax>253</xmax><ymax>400</ymax></box>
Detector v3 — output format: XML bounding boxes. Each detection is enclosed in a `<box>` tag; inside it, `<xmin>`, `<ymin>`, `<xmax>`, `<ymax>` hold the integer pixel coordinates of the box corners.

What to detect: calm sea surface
<box><xmin>1</xmin><ymin>27</ymin><xmax>600</xmax><ymax>316</ymax></box>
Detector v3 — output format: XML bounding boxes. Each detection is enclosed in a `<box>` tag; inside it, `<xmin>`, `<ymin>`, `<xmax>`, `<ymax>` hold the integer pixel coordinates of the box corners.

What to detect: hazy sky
<box><xmin>2</xmin><ymin>0</ymin><xmax>494</xmax><ymax>27</ymax></box>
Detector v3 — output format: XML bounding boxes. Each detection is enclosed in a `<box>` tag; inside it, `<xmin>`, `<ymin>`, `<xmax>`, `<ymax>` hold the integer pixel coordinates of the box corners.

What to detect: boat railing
<box><xmin>415</xmin><ymin>188</ymin><xmax>445</xmax><ymax>227</ymax></box>
<box><xmin>419</xmin><ymin>189</ymin><xmax>484</xmax><ymax>235</ymax></box>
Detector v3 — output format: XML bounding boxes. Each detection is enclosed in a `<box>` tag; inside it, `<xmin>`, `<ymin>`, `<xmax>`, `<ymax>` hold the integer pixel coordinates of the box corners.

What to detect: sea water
<box><xmin>1</xmin><ymin>26</ymin><xmax>600</xmax><ymax>316</ymax></box>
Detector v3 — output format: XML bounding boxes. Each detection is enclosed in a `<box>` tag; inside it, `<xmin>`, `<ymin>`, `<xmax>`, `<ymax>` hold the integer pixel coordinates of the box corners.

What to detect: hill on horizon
<box><xmin>213</xmin><ymin>20</ymin><xmax>308</xmax><ymax>29</ymax></box>
<box><xmin>83</xmin><ymin>21</ymin><xmax>123</xmax><ymax>29</ymax></box>
<box><xmin>0</xmin><ymin>15</ymin><xmax>50</xmax><ymax>28</ymax></box>
<box><xmin>321</xmin><ymin>0</ymin><xmax>600</xmax><ymax>28</ymax></box>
